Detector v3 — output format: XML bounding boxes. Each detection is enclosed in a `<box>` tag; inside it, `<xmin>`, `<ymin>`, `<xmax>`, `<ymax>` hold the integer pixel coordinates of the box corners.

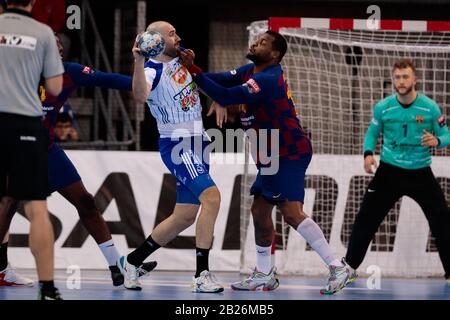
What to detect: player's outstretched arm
<box><xmin>179</xmin><ymin>49</ymin><xmax>249</xmax><ymax>87</ymax></box>
<box><xmin>132</xmin><ymin>34</ymin><xmax>151</xmax><ymax>104</ymax></box>
<box><xmin>64</xmin><ymin>62</ymin><xmax>132</xmax><ymax>91</ymax></box>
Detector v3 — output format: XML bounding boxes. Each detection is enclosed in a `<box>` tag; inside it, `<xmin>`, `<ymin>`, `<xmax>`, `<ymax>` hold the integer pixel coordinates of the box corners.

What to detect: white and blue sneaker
<box><xmin>320</xmin><ymin>258</ymin><xmax>351</xmax><ymax>295</ymax></box>
<box><xmin>117</xmin><ymin>256</ymin><xmax>142</xmax><ymax>291</ymax></box>
<box><xmin>191</xmin><ymin>270</ymin><xmax>224</xmax><ymax>293</ymax></box>
<box><xmin>231</xmin><ymin>267</ymin><xmax>279</xmax><ymax>291</ymax></box>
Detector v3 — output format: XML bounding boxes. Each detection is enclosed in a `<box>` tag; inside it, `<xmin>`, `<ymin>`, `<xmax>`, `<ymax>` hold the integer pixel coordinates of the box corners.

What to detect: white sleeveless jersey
<box><xmin>144</xmin><ymin>57</ymin><xmax>203</xmax><ymax>137</ymax></box>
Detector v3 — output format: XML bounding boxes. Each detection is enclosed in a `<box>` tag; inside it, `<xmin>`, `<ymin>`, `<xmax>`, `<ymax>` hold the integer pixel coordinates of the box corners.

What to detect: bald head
<box><xmin>146</xmin><ymin>21</ymin><xmax>172</xmax><ymax>33</ymax></box>
<box><xmin>146</xmin><ymin>21</ymin><xmax>181</xmax><ymax>59</ymax></box>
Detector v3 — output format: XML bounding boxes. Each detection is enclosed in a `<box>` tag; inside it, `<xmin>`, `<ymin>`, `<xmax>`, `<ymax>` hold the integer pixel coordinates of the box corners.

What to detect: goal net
<box><xmin>241</xmin><ymin>18</ymin><xmax>450</xmax><ymax>277</ymax></box>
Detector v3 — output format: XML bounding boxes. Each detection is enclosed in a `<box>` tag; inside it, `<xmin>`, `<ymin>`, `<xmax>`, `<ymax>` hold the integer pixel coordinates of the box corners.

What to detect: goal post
<box><xmin>240</xmin><ymin>17</ymin><xmax>450</xmax><ymax>277</ymax></box>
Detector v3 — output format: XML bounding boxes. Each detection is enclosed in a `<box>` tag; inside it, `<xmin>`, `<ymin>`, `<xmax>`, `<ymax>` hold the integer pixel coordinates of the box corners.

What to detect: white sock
<box><xmin>98</xmin><ymin>239</ymin><xmax>121</xmax><ymax>267</ymax></box>
<box><xmin>255</xmin><ymin>244</ymin><xmax>272</xmax><ymax>274</ymax></box>
<box><xmin>296</xmin><ymin>218</ymin><xmax>343</xmax><ymax>267</ymax></box>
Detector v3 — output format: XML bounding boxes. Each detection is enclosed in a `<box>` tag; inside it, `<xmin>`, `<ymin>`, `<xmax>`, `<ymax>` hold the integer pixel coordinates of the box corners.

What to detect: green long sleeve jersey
<box><xmin>364</xmin><ymin>93</ymin><xmax>450</xmax><ymax>169</ymax></box>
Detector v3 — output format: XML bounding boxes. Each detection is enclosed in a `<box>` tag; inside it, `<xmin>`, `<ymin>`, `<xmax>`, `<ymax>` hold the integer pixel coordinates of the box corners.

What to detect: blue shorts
<box><xmin>159</xmin><ymin>136</ymin><xmax>216</xmax><ymax>205</ymax></box>
<box><xmin>48</xmin><ymin>143</ymin><xmax>81</xmax><ymax>194</ymax></box>
<box><xmin>250</xmin><ymin>153</ymin><xmax>312</xmax><ymax>205</ymax></box>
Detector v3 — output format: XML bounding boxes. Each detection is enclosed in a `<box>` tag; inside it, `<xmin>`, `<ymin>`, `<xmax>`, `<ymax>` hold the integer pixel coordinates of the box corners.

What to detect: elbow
<box><xmin>46</xmin><ymin>83</ymin><xmax>63</xmax><ymax>97</ymax></box>
<box><xmin>134</xmin><ymin>92</ymin><xmax>148</xmax><ymax>104</ymax></box>
<box><xmin>45</xmin><ymin>75</ymin><xmax>63</xmax><ymax>96</ymax></box>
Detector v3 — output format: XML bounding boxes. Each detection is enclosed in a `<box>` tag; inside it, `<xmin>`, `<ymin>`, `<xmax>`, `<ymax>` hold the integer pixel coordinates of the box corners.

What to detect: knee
<box><xmin>283</xmin><ymin>213</ymin><xmax>299</xmax><ymax>229</ymax></box>
<box><xmin>76</xmin><ymin>193</ymin><xmax>97</xmax><ymax>217</ymax></box>
<box><xmin>181</xmin><ymin>211</ymin><xmax>198</xmax><ymax>227</ymax></box>
<box><xmin>200</xmin><ymin>187</ymin><xmax>221</xmax><ymax>210</ymax></box>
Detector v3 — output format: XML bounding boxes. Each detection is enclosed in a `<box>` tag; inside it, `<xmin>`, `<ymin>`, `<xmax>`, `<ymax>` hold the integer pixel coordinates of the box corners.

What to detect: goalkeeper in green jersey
<box><xmin>345</xmin><ymin>58</ymin><xmax>450</xmax><ymax>282</ymax></box>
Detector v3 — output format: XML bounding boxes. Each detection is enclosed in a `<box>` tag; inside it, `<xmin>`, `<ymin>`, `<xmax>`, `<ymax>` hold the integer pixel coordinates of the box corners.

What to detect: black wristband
<box><xmin>364</xmin><ymin>150</ymin><xmax>374</xmax><ymax>159</ymax></box>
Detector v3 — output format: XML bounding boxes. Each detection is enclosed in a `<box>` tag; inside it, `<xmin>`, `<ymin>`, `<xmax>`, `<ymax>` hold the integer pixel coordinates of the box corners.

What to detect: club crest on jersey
<box><xmin>39</xmin><ymin>86</ymin><xmax>46</xmax><ymax>102</ymax></box>
<box><xmin>172</xmin><ymin>66</ymin><xmax>189</xmax><ymax>85</ymax></box>
<box><xmin>174</xmin><ymin>82</ymin><xmax>199</xmax><ymax>111</ymax></box>
<box><xmin>416</xmin><ymin>115</ymin><xmax>424</xmax><ymax>124</ymax></box>
<box><xmin>243</xmin><ymin>79</ymin><xmax>261</xmax><ymax>94</ymax></box>
<box><xmin>438</xmin><ymin>115</ymin><xmax>446</xmax><ymax>127</ymax></box>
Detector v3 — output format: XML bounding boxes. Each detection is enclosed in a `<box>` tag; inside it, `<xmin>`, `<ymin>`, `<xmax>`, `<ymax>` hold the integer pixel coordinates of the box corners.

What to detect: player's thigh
<box><xmin>48</xmin><ymin>143</ymin><xmax>81</xmax><ymax>195</ymax></box>
<box><xmin>257</xmin><ymin>154</ymin><xmax>311</xmax><ymax>205</ymax></box>
<box><xmin>160</xmin><ymin>136</ymin><xmax>216</xmax><ymax>204</ymax></box>
<box><xmin>407</xmin><ymin>171</ymin><xmax>449</xmax><ymax>220</ymax></box>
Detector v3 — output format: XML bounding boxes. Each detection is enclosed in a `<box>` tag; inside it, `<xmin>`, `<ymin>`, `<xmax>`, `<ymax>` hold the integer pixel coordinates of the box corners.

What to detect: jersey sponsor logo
<box><xmin>171</xmin><ymin>66</ymin><xmax>189</xmax><ymax>85</ymax></box>
<box><xmin>244</xmin><ymin>78</ymin><xmax>261</xmax><ymax>94</ymax></box>
<box><xmin>416</xmin><ymin>115</ymin><xmax>424</xmax><ymax>124</ymax></box>
<box><xmin>42</xmin><ymin>105</ymin><xmax>55</xmax><ymax>112</ymax></box>
<box><xmin>174</xmin><ymin>82</ymin><xmax>199</xmax><ymax>111</ymax></box>
<box><xmin>0</xmin><ymin>33</ymin><xmax>37</xmax><ymax>50</ymax></box>
<box><xmin>19</xmin><ymin>136</ymin><xmax>36</xmax><ymax>142</ymax></box>
<box><xmin>438</xmin><ymin>115</ymin><xmax>446</xmax><ymax>128</ymax></box>
<box><xmin>240</xmin><ymin>114</ymin><xmax>255</xmax><ymax>127</ymax></box>
<box><xmin>82</xmin><ymin>66</ymin><xmax>95</xmax><ymax>75</ymax></box>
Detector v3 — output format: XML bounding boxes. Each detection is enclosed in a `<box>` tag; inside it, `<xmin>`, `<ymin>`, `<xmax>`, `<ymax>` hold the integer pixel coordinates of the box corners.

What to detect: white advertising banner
<box><xmin>7</xmin><ymin>152</ymin><xmax>450</xmax><ymax>277</ymax></box>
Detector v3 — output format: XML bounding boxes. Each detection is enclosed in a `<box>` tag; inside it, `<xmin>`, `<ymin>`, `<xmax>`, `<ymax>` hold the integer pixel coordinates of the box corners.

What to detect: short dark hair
<box><xmin>392</xmin><ymin>58</ymin><xmax>416</xmax><ymax>74</ymax></box>
<box><xmin>56</xmin><ymin>112</ymin><xmax>73</xmax><ymax>124</ymax></box>
<box><xmin>6</xmin><ymin>0</ymin><xmax>33</xmax><ymax>7</ymax></box>
<box><xmin>265</xmin><ymin>30</ymin><xmax>288</xmax><ymax>62</ymax></box>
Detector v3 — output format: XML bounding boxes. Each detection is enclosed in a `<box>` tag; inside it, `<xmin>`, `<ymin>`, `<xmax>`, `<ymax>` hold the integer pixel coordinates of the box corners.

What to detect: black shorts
<box><xmin>0</xmin><ymin>113</ymin><xmax>48</xmax><ymax>200</ymax></box>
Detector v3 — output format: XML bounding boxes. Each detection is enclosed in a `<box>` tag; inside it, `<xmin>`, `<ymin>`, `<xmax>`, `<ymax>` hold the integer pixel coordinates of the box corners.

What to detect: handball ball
<box><xmin>137</xmin><ymin>31</ymin><xmax>165</xmax><ymax>58</ymax></box>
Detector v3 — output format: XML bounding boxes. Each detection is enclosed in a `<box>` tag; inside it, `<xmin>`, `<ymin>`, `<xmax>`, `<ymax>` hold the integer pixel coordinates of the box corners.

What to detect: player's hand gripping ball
<box><xmin>137</xmin><ymin>31</ymin><xmax>166</xmax><ymax>58</ymax></box>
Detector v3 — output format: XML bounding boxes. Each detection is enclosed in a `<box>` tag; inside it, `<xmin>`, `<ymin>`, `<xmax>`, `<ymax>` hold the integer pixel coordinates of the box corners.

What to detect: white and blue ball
<box><xmin>137</xmin><ymin>31</ymin><xmax>166</xmax><ymax>59</ymax></box>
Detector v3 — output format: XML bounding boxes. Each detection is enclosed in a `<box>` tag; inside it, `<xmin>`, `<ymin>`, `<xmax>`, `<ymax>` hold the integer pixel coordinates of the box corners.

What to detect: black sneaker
<box><xmin>38</xmin><ymin>287</ymin><xmax>63</xmax><ymax>300</ymax></box>
<box><xmin>138</xmin><ymin>261</ymin><xmax>158</xmax><ymax>277</ymax></box>
<box><xmin>110</xmin><ymin>261</ymin><xmax>157</xmax><ymax>286</ymax></box>
<box><xmin>109</xmin><ymin>265</ymin><xmax>124</xmax><ymax>286</ymax></box>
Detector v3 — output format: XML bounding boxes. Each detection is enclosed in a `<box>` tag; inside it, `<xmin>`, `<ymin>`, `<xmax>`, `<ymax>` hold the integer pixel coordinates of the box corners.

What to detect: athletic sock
<box><xmin>195</xmin><ymin>247</ymin><xmax>210</xmax><ymax>278</ymax></box>
<box><xmin>296</xmin><ymin>218</ymin><xmax>343</xmax><ymax>267</ymax></box>
<box><xmin>0</xmin><ymin>242</ymin><xmax>8</xmax><ymax>271</ymax></box>
<box><xmin>255</xmin><ymin>244</ymin><xmax>272</xmax><ymax>274</ymax></box>
<box><xmin>39</xmin><ymin>280</ymin><xmax>56</xmax><ymax>291</ymax></box>
<box><xmin>127</xmin><ymin>235</ymin><xmax>161</xmax><ymax>267</ymax></box>
<box><xmin>98</xmin><ymin>239</ymin><xmax>121</xmax><ymax>267</ymax></box>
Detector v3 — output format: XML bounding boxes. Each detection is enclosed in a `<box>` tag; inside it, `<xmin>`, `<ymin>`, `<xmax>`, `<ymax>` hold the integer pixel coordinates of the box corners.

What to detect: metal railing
<box><xmin>61</xmin><ymin>0</ymin><xmax>139</xmax><ymax>150</ymax></box>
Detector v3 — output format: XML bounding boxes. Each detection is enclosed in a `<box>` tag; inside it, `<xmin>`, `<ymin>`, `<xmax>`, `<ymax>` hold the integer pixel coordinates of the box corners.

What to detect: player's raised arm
<box><xmin>180</xmin><ymin>48</ymin><xmax>262</xmax><ymax>106</ymax></box>
<box><xmin>132</xmin><ymin>34</ymin><xmax>152</xmax><ymax>104</ymax></box>
<box><xmin>190</xmin><ymin>69</ymin><xmax>270</xmax><ymax>106</ymax></box>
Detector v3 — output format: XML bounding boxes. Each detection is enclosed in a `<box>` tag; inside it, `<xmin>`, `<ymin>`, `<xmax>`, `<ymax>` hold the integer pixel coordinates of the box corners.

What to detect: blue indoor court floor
<box><xmin>1</xmin><ymin>269</ymin><xmax>449</xmax><ymax>300</ymax></box>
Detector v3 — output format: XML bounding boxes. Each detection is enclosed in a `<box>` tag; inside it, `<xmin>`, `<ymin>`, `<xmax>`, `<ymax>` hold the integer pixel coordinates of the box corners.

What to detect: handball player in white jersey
<box><xmin>117</xmin><ymin>21</ymin><xmax>223</xmax><ymax>293</ymax></box>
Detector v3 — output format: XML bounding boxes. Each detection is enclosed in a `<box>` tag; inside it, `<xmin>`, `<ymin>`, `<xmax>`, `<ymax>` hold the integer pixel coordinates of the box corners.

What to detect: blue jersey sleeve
<box><xmin>203</xmin><ymin>64</ymin><xmax>253</xmax><ymax>87</ymax></box>
<box><xmin>64</xmin><ymin>62</ymin><xmax>132</xmax><ymax>91</ymax></box>
<box><xmin>195</xmin><ymin>71</ymin><xmax>274</xmax><ymax>106</ymax></box>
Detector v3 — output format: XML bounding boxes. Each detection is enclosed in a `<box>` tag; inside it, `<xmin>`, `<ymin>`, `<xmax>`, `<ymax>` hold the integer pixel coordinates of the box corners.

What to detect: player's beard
<box><xmin>395</xmin><ymin>84</ymin><xmax>414</xmax><ymax>96</ymax></box>
<box><xmin>164</xmin><ymin>43</ymin><xmax>180</xmax><ymax>58</ymax></box>
<box><xmin>246</xmin><ymin>52</ymin><xmax>267</xmax><ymax>65</ymax></box>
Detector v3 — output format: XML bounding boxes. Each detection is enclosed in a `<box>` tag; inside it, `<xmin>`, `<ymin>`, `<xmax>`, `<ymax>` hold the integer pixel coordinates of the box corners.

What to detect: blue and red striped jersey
<box><xmin>195</xmin><ymin>63</ymin><xmax>312</xmax><ymax>163</ymax></box>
